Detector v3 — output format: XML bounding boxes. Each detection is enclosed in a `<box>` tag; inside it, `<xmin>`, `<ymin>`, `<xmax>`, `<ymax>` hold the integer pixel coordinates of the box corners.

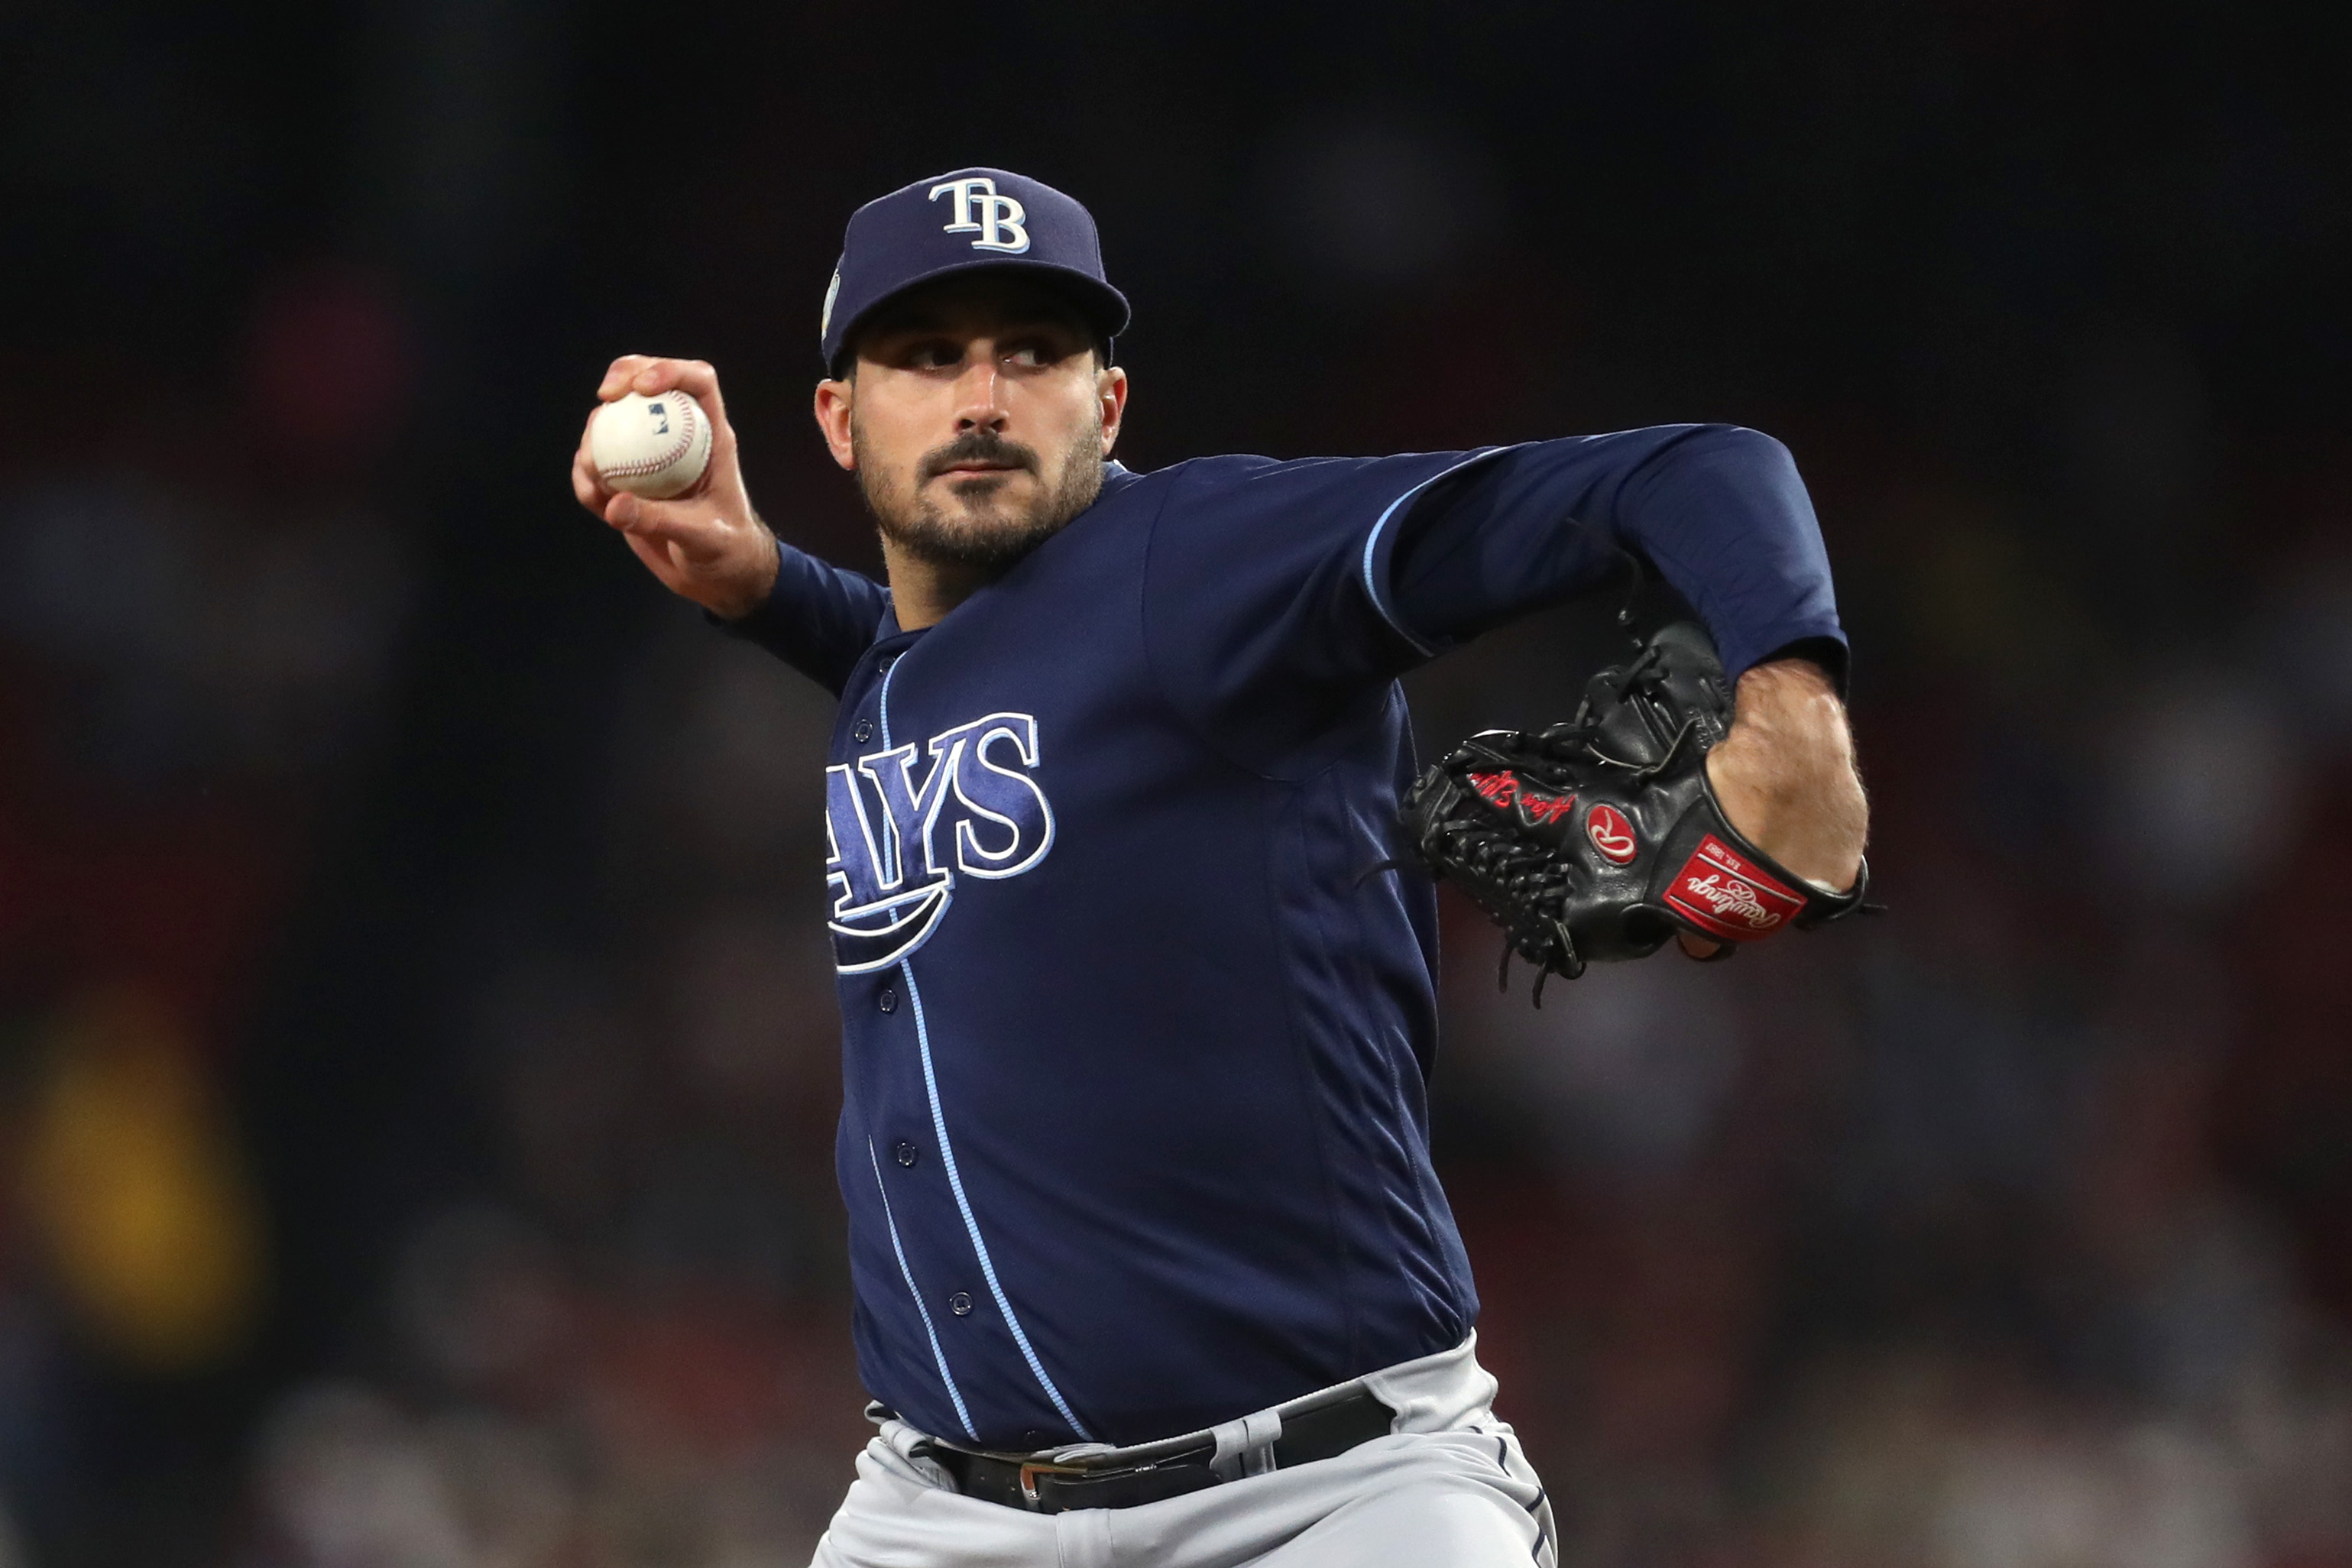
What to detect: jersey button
<box><xmin>878</xmin><ymin>986</ymin><xmax>899</xmax><ymax>1014</ymax></box>
<box><xmin>851</xmin><ymin>718</ymin><xmax>874</xmax><ymax>743</ymax></box>
<box><xmin>948</xmin><ymin>1292</ymin><xmax>974</xmax><ymax>1317</ymax></box>
<box><xmin>893</xmin><ymin>1141</ymin><xmax>918</xmax><ymax>1168</ymax></box>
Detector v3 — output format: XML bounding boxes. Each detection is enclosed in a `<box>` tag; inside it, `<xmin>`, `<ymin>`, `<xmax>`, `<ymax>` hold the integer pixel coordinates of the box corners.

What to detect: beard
<box><xmin>854</xmin><ymin>423</ymin><xmax>1106</xmax><ymax>576</ymax></box>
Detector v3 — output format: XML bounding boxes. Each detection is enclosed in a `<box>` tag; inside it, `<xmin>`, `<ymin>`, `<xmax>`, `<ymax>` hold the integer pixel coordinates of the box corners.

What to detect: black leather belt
<box><xmin>919</xmin><ymin>1388</ymin><xmax>1397</xmax><ymax>1513</ymax></box>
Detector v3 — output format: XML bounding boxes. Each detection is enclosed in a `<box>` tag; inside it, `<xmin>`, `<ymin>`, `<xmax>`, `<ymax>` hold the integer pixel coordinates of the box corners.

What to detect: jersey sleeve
<box><xmin>1140</xmin><ymin>452</ymin><xmax>1502</xmax><ymax>775</ymax></box>
<box><xmin>1376</xmin><ymin>423</ymin><xmax>1846</xmax><ymax>688</ymax></box>
<box><xmin>714</xmin><ymin>535</ymin><xmax>892</xmax><ymax>696</ymax></box>
<box><xmin>1140</xmin><ymin>428</ymin><xmax>1845</xmax><ymax>776</ymax></box>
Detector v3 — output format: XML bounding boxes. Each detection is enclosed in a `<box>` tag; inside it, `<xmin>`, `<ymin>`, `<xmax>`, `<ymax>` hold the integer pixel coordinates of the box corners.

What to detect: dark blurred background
<box><xmin>4</xmin><ymin>2</ymin><xmax>2350</xmax><ymax>1563</ymax></box>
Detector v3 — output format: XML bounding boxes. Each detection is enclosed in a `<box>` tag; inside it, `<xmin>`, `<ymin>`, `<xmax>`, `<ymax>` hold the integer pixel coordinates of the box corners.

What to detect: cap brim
<box><xmin>828</xmin><ymin>258</ymin><xmax>1130</xmax><ymax>373</ymax></box>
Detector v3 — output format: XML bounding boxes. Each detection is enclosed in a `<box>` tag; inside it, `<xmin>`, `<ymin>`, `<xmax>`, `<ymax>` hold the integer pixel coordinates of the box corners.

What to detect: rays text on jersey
<box><xmin>824</xmin><ymin>712</ymin><xmax>1055</xmax><ymax>972</ymax></box>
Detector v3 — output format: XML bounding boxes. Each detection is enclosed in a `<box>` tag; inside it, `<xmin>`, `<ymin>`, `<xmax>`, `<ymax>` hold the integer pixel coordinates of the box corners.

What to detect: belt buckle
<box><xmin>1017</xmin><ymin>1459</ymin><xmax>1088</xmax><ymax>1508</ymax></box>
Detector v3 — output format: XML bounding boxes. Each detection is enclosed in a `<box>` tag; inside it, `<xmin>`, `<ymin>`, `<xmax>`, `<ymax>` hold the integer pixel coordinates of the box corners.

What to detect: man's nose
<box><xmin>952</xmin><ymin>353</ymin><xmax>1008</xmax><ymax>432</ymax></box>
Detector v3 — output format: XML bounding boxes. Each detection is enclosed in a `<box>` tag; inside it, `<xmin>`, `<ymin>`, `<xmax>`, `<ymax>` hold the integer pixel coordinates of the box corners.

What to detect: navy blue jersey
<box><xmin>727</xmin><ymin>424</ymin><xmax>1843</xmax><ymax>1450</ymax></box>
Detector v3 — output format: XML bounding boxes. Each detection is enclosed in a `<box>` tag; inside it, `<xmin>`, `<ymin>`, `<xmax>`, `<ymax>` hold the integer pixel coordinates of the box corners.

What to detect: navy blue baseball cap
<box><xmin>819</xmin><ymin>167</ymin><xmax>1129</xmax><ymax>374</ymax></box>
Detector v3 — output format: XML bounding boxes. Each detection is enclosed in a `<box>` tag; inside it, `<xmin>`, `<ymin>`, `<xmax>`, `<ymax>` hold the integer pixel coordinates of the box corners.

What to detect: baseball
<box><xmin>588</xmin><ymin>390</ymin><xmax>714</xmax><ymax>499</ymax></box>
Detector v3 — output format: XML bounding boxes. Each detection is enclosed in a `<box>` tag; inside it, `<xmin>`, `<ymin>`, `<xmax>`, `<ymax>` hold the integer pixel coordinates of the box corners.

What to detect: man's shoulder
<box><xmin>1118</xmin><ymin>451</ymin><xmax>1487</xmax><ymax>512</ymax></box>
<box><xmin>1109</xmin><ymin>452</ymin><xmax>1291</xmax><ymax>494</ymax></box>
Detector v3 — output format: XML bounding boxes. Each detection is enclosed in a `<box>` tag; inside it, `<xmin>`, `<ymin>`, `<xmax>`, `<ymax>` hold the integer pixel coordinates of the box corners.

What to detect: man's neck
<box><xmin>879</xmin><ymin>539</ymin><xmax>995</xmax><ymax>631</ymax></box>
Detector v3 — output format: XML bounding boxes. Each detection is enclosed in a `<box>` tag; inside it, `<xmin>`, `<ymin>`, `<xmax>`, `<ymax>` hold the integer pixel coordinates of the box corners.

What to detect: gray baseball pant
<box><xmin>809</xmin><ymin>1333</ymin><xmax>1557</xmax><ymax>1568</ymax></box>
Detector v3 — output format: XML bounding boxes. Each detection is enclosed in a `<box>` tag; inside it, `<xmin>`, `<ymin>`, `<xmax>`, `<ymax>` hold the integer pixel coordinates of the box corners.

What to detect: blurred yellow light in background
<box><xmin>21</xmin><ymin>988</ymin><xmax>266</xmax><ymax>1372</ymax></box>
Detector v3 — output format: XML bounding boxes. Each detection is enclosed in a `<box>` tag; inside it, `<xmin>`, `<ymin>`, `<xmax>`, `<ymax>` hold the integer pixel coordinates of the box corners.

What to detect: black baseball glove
<box><xmin>1398</xmin><ymin>622</ymin><xmax>1871</xmax><ymax>1004</ymax></box>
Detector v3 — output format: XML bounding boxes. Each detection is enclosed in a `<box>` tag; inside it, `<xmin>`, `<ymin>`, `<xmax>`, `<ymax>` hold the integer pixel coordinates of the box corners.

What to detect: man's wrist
<box><xmin>1706</xmin><ymin>659</ymin><xmax>1867</xmax><ymax>891</ymax></box>
<box><xmin>711</xmin><ymin>527</ymin><xmax>783</xmax><ymax>622</ymax></box>
<box><xmin>1735</xmin><ymin>654</ymin><xmax>1836</xmax><ymax>704</ymax></box>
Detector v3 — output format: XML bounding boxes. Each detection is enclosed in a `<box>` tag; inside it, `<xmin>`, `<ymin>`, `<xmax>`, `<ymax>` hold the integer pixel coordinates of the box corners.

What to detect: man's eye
<box><xmin>1006</xmin><ymin>346</ymin><xmax>1043</xmax><ymax>368</ymax></box>
<box><xmin>893</xmin><ymin>341</ymin><xmax>959</xmax><ymax>369</ymax></box>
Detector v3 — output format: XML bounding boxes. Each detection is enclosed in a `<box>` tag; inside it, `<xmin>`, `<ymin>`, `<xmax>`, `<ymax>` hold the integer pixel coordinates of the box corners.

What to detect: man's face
<box><xmin>814</xmin><ymin>279</ymin><xmax>1127</xmax><ymax>575</ymax></box>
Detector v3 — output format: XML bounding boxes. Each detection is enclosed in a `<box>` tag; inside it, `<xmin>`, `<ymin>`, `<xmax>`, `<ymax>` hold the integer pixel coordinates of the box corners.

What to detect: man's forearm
<box><xmin>1703</xmin><ymin>658</ymin><xmax>1868</xmax><ymax>892</ymax></box>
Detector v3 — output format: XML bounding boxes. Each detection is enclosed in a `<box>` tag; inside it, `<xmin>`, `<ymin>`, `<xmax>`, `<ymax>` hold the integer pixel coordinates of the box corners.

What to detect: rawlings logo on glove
<box><xmin>1586</xmin><ymin>804</ymin><xmax>1638</xmax><ymax>863</ymax></box>
<box><xmin>1666</xmin><ymin>835</ymin><xmax>1807</xmax><ymax>938</ymax></box>
<box><xmin>1398</xmin><ymin>621</ymin><xmax>1872</xmax><ymax>1004</ymax></box>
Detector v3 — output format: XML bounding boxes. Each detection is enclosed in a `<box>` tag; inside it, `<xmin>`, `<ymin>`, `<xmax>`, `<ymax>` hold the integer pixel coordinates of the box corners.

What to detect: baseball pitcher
<box><xmin>570</xmin><ymin>168</ymin><xmax>1870</xmax><ymax>1568</ymax></box>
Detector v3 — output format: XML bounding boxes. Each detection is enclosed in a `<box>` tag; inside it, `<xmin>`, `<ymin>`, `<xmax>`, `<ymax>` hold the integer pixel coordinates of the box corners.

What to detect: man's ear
<box><xmin>1097</xmin><ymin>364</ymin><xmax>1129</xmax><ymax>457</ymax></box>
<box><xmin>813</xmin><ymin>377</ymin><xmax>857</xmax><ymax>471</ymax></box>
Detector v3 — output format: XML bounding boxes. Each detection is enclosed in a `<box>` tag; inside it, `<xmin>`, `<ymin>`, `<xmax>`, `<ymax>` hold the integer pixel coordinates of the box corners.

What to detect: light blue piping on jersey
<box><xmin>1359</xmin><ymin>446</ymin><xmax>1518</xmax><ymax>659</ymax></box>
<box><xmin>897</xmin><ymin>962</ymin><xmax>1092</xmax><ymax>1438</ymax></box>
<box><xmin>876</xmin><ymin>654</ymin><xmax>1096</xmax><ymax>1441</ymax></box>
<box><xmin>867</xmin><ymin>1136</ymin><xmax>977</xmax><ymax>1439</ymax></box>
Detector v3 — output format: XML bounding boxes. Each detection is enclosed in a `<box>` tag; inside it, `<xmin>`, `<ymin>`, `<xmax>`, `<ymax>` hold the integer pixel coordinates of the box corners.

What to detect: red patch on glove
<box><xmin>1664</xmin><ymin>834</ymin><xmax>1805</xmax><ymax>941</ymax></box>
<box><xmin>1586</xmin><ymin>803</ymin><xmax>1637</xmax><ymax>864</ymax></box>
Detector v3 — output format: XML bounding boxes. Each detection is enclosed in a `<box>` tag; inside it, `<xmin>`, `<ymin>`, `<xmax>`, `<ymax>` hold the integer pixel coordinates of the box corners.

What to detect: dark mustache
<box><xmin>920</xmin><ymin>430</ymin><xmax>1040</xmax><ymax>483</ymax></box>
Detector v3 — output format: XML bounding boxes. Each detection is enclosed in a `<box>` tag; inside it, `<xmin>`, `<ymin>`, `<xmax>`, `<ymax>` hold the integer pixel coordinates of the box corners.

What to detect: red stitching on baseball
<box><xmin>598</xmin><ymin>394</ymin><xmax>702</xmax><ymax>478</ymax></box>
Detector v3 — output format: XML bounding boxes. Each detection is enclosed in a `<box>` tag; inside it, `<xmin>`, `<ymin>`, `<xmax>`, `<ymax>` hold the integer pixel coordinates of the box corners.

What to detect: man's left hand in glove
<box><xmin>1683</xmin><ymin>652</ymin><xmax>1867</xmax><ymax>956</ymax></box>
<box><xmin>1401</xmin><ymin>624</ymin><xmax>1870</xmax><ymax>999</ymax></box>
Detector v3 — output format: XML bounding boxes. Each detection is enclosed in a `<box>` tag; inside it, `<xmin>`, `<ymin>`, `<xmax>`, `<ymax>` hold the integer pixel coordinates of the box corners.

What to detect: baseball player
<box><xmin>570</xmin><ymin>169</ymin><xmax>1868</xmax><ymax>1567</ymax></box>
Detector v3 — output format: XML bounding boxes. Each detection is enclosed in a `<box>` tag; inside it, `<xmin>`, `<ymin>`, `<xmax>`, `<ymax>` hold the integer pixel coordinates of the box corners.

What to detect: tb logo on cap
<box><xmin>928</xmin><ymin>177</ymin><xmax>1030</xmax><ymax>254</ymax></box>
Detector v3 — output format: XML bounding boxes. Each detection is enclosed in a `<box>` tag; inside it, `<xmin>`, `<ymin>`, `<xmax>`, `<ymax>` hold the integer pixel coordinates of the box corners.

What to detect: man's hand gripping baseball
<box><xmin>572</xmin><ymin>357</ymin><xmax>781</xmax><ymax>620</ymax></box>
